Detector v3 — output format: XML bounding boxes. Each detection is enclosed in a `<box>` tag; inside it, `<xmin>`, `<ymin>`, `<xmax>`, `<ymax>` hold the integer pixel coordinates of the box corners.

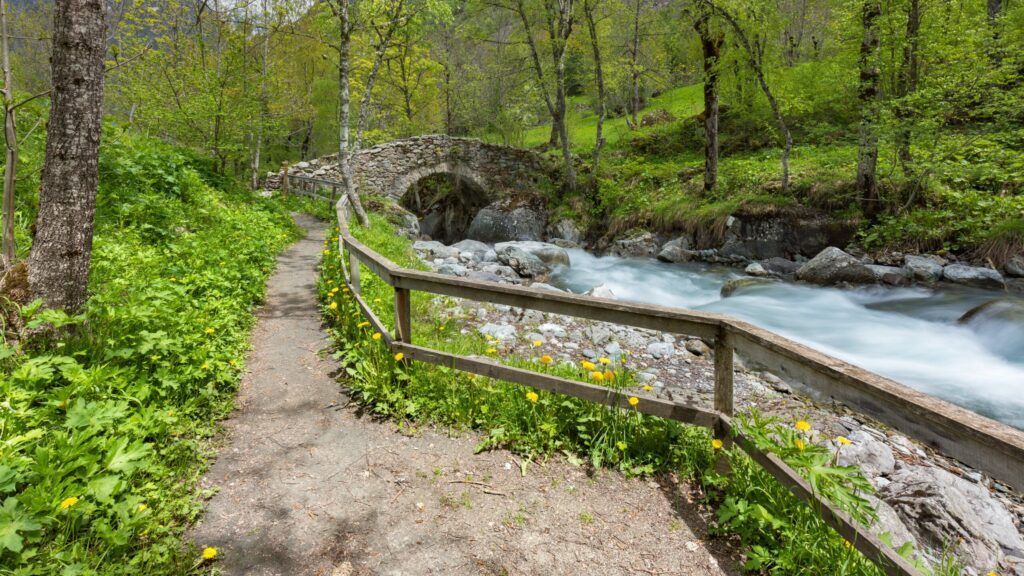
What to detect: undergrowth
<box><xmin>0</xmin><ymin>132</ymin><xmax>299</xmax><ymax>574</ymax></box>
<box><xmin>316</xmin><ymin>211</ymin><xmax>957</xmax><ymax>575</ymax></box>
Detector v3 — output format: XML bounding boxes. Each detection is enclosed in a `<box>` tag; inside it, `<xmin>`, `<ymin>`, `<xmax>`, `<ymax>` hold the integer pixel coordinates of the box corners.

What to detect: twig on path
<box><xmin>447</xmin><ymin>479</ymin><xmax>506</xmax><ymax>496</ymax></box>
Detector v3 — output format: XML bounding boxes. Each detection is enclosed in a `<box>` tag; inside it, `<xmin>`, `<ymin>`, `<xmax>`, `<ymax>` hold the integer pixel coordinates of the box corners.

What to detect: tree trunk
<box><xmin>27</xmin><ymin>0</ymin><xmax>106</xmax><ymax>313</ymax></box>
<box><xmin>856</xmin><ymin>0</ymin><xmax>882</xmax><ymax>218</ymax></box>
<box><xmin>895</xmin><ymin>0</ymin><xmax>919</xmax><ymax>175</ymax></box>
<box><xmin>334</xmin><ymin>0</ymin><xmax>369</xmax><ymax>226</ymax></box>
<box><xmin>583</xmin><ymin>0</ymin><xmax>605</xmax><ymax>192</ymax></box>
<box><xmin>1</xmin><ymin>0</ymin><xmax>17</xmax><ymax>267</ymax></box>
<box><xmin>694</xmin><ymin>9</ymin><xmax>722</xmax><ymax>196</ymax></box>
<box><xmin>514</xmin><ymin>0</ymin><xmax>558</xmax><ymax>149</ymax></box>
<box><xmin>550</xmin><ymin>0</ymin><xmax>575</xmax><ymax>192</ymax></box>
<box><xmin>250</xmin><ymin>0</ymin><xmax>270</xmax><ymax>190</ymax></box>
<box><xmin>629</xmin><ymin>0</ymin><xmax>641</xmax><ymax>128</ymax></box>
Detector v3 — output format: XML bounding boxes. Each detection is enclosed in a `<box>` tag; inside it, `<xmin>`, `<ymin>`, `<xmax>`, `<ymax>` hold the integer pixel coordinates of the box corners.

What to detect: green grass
<box><xmin>513</xmin><ymin>84</ymin><xmax>704</xmax><ymax>151</ymax></box>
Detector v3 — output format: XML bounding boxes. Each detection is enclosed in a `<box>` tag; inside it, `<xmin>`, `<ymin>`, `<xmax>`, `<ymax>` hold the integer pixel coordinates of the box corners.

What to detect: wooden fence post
<box><xmin>281</xmin><ymin>161</ymin><xmax>289</xmax><ymax>196</ymax></box>
<box><xmin>714</xmin><ymin>326</ymin><xmax>735</xmax><ymax>471</ymax></box>
<box><xmin>349</xmin><ymin>250</ymin><xmax>361</xmax><ymax>295</ymax></box>
<box><xmin>394</xmin><ymin>287</ymin><xmax>412</xmax><ymax>344</ymax></box>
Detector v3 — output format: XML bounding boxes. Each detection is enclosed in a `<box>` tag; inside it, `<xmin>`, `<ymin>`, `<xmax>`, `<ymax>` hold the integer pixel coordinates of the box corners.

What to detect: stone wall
<box><xmin>269</xmin><ymin>135</ymin><xmax>547</xmax><ymax>203</ymax></box>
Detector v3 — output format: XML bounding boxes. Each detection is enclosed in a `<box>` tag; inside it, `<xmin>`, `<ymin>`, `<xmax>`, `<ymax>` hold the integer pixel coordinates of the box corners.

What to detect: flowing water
<box><xmin>549</xmin><ymin>249</ymin><xmax>1024</xmax><ymax>429</ymax></box>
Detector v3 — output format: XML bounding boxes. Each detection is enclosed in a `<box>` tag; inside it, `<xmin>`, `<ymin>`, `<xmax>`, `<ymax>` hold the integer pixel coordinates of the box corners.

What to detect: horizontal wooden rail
<box><xmin>324</xmin><ymin>186</ymin><xmax>1023</xmax><ymax>576</ymax></box>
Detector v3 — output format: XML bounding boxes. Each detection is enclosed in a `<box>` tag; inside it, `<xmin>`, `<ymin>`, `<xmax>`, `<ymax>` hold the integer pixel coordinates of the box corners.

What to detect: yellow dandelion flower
<box><xmin>540</xmin><ymin>355</ymin><xmax>553</xmax><ymax>365</ymax></box>
<box><xmin>137</xmin><ymin>503</ymin><xmax>148</xmax><ymax>512</ymax></box>
<box><xmin>205</xmin><ymin>327</ymin><xmax>215</xmax><ymax>334</ymax></box>
<box><xmin>581</xmin><ymin>361</ymin><xmax>597</xmax><ymax>371</ymax></box>
<box><xmin>599</xmin><ymin>357</ymin><xmax>611</xmax><ymax>365</ymax></box>
<box><xmin>642</xmin><ymin>384</ymin><xmax>653</xmax><ymax>392</ymax></box>
<box><xmin>485</xmin><ymin>334</ymin><xmax>494</xmax><ymax>341</ymax></box>
<box><xmin>201</xmin><ymin>362</ymin><xmax>210</xmax><ymax>370</ymax></box>
<box><xmin>329</xmin><ymin>302</ymin><xmax>338</xmax><ymax>310</ymax></box>
<box><xmin>342</xmin><ymin>287</ymin><xmax>350</xmax><ymax>293</ymax></box>
<box><xmin>59</xmin><ymin>496</ymin><xmax>79</xmax><ymax>510</ymax></box>
<box><xmin>486</xmin><ymin>347</ymin><xmax>497</xmax><ymax>354</ymax></box>
<box><xmin>604</xmin><ymin>370</ymin><xmax>615</xmax><ymax>381</ymax></box>
<box><xmin>526</xmin><ymin>391</ymin><xmax>539</xmax><ymax>403</ymax></box>
<box><xmin>228</xmin><ymin>359</ymin><xmax>237</xmax><ymax>366</ymax></box>
<box><xmin>627</xmin><ymin>396</ymin><xmax>639</xmax><ymax>407</ymax></box>
<box><xmin>712</xmin><ymin>439</ymin><xmax>724</xmax><ymax>450</ymax></box>
<box><xmin>795</xmin><ymin>438</ymin><xmax>806</xmax><ymax>451</ymax></box>
<box><xmin>795</xmin><ymin>420</ymin><xmax>811</xmax><ymax>432</ymax></box>
<box><xmin>372</xmin><ymin>332</ymin><xmax>382</xmax><ymax>341</ymax></box>
<box><xmin>532</xmin><ymin>340</ymin><xmax>542</xmax><ymax>347</ymax></box>
<box><xmin>169</xmin><ymin>276</ymin><xmax>177</xmax><ymax>283</ymax></box>
<box><xmin>202</xmin><ymin>547</ymin><xmax>218</xmax><ymax>560</ymax></box>
<box><xmin>394</xmin><ymin>352</ymin><xmax>405</xmax><ymax>362</ymax></box>
<box><xmin>323</xmin><ymin>250</ymin><xmax>330</xmax><ymax>255</ymax></box>
<box><xmin>357</xmin><ymin>321</ymin><xmax>370</xmax><ymax>328</ymax></box>
<box><xmin>590</xmin><ymin>371</ymin><xmax>604</xmax><ymax>381</ymax></box>
<box><xmin>616</xmin><ymin>441</ymin><xmax>628</xmax><ymax>451</ymax></box>
<box><xmin>843</xmin><ymin>540</ymin><xmax>854</xmax><ymax>550</ymax></box>
<box><xmin>837</xmin><ymin>436</ymin><xmax>852</xmax><ymax>446</ymax></box>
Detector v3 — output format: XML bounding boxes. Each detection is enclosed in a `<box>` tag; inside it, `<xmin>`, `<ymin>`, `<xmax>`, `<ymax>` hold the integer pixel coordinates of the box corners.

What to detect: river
<box><xmin>549</xmin><ymin>249</ymin><xmax>1024</xmax><ymax>429</ymax></box>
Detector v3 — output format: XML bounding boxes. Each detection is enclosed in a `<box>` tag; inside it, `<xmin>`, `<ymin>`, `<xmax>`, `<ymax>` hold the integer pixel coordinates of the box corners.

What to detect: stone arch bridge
<box><xmin>270</xmin><ymin>135</ymin><xmax>549</xmax><ymax>203</ymax></box>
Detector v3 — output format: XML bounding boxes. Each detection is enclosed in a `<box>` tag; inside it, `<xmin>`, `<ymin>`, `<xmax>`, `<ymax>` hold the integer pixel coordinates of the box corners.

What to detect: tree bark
<box><xmin>629</xmin><ymin>0</ymin><xmax>641</xmax><ymax>128</ymax></box>
<box><xmin>1</xmin><ymin>0</ymin><xmax>17</xmax><ymax>267</ymax></box>
<box><xmin>583</xmin><ymin>0</ymin><xmax>605</xmax><ymax>192</ymax></box>
<box><xmin>514</xmin><ymin>0</ymin><xmax>559</xmax><ymax>149</ymax></box>
<box><xmin>694</xmin><ymin>8</ymin><xmax>721</xmax><ymax>196</ymax></box>
<box><xmin>250</xmin><ymin>0</ymin><xmax>270</xmax><ymax>190</ymax></box>
<box><xmin>331</xmin><ymin>0</ymin><xmax>369</xmax><ymax>226</ymax></box>
<box><xmin>856</xmin><ymin>0</ymin><xmax>881</xmax><ymax>218</ymax></box>
<box><xmin>548</xmin><ymin>0</ymin><xmax>575</xmax><ymax>192</ymax></box>
<box><xmin>27</xmin><ymin>0</ymin><xmax>106</xmax><ymax>313</ymax></box>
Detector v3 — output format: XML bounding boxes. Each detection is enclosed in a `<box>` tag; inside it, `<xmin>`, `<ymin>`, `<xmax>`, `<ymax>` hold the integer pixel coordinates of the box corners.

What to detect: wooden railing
<box><xmin>282</xmin><ymin>171</ymin><xmax>341</xmax><ymax>204</ymax></box>
<box><xmin>328</xmin><ymin>194</ymin><xmax>1024</xmax><ymax>576</ymax></box>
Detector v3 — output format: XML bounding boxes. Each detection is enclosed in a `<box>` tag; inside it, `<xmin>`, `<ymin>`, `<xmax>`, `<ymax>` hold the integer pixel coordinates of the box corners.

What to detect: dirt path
<box><xmin>189</xmin><ymin>214</ymin><xmax>740</xmax><ymax>576</ymax></box>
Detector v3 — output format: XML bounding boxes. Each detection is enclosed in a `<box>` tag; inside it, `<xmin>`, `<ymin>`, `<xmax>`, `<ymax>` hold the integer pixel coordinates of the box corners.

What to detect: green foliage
<box><xmin>0</xmin><ymin>134</ymin><xmax>299</xmax><ymax>574</ymax></box>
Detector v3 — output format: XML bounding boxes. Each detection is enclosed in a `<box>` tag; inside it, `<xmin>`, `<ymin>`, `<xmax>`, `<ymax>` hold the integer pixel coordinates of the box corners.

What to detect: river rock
<box><xmin>451</xmin><ymin>239</ymin><xmax>491</xmax><ymax>259</ymax></box>
<box><xmin>836</xmin><ymin>430</ymin><xmax>895</xmax><ymax>478</ymax></box>
<box><xmin>761</xmin><ymin>257</ymin><xmax>801</xmax><ymax>276</ymax></box>
<box><xmin>413</xmin><ymin>240</ymin><xmax>460</xmax><ymax>260</ymax></box>
<box><xmin>744</xmin><ymin>262</ymin><xmax>770</xmax><ymax>277</ymax></box>
<box><xmin>538</xmin><ymin>323</ymin><xmax>568</xmax><ymax>338</ymax></box>
<box><xmin>466</xmin><ymin>270</ymin><xmax>503</xmax><ymax>283</ymax></box>
<box><xmin>1004</xmin><ymin>255</ymin><xmax>1024</xmax><ymax>278</ymax></box>
<box><xmin>684</xmin><ymin>339</ymin><xmax>711</xmax><ymax>356</ymax></box>
<box><xmin>548</xmin><ymin>219</ymin><xmax>582</xmax><ymax>244</ymax></box>
<box><xmin>437</xmin><ymin>263</ymin><xmax>469</xmax><ymax>277</ymax></box>
<box><xmin>657</xmin><ymin>237</ymin><xmax>695</xmax><ymax>263</ymax></box>
<box><xmin>496</xmin><ymin>245</ymin><xmax>549</xmax><ymax>278</ymax></box>
<box><xmin>864</xmin><ymin>495</ymin><xmax>920</xmax><ymax>553</ymax></box>
<box><xmin>943</xmin><ymin>264</ymin><xmax>1005</xmax><ymax>289</ymax></box>
<box><xmin>466</xmin><ymin>204</ymin><xmax>545</xmax><ymax>243</ymax></box>
<box><xmin>879</xmin><ymin>464</ymin><xmax>1024</xmax><ymax>573</ymax></box>
<box><xmin>587</xmin><ymin>284</ymin><xmax>616</xmax><ymax>299</ymax></box>
<box><xmin>720</xmin><ymin>277</ymin><xmax>778</xmax><ymax>298</ymax></box>
<box><xmin>495</xmin><ymin>241</ymin><xmax>570</xmax><ymax>267</ymax></box>
<box><xmin>903</xmin><ymin>255</ymin><xmax>944</xmax><ymax>283</ymax></box>
<box><xmin>796</xmin><ymin>247</ymin><xmax>876</xmax><ymax>286</ymax></box>
<box><xmin>478</xmin><ymin>323</ymin><xmax>517</xmax><ymax>341</ymax></box>
<box><xmin>866</xmin><ymin>264</ymin><xmax>911</xmax><ymax>286</ymax></box>
<box><xmin>647</xmin><ymin>341</ymin><xmax>675</xmax><ymax>359</ymax></box>
<box><xmin>611</xmin><ymin>232</ymin><xmax>658</xmax><ymax>257</ymax></box>
<box><xmin>1008</xmin><ymin>278</ymin><xmax>1024</xmax><ymax>296</ymax></box>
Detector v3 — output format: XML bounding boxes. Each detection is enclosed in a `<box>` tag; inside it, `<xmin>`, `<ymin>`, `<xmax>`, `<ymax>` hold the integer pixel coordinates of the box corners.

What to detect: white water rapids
<box><xmin>549</xmin><ymin>249</ymin><xmax>1024</xmax><ymax>429</ymax></box>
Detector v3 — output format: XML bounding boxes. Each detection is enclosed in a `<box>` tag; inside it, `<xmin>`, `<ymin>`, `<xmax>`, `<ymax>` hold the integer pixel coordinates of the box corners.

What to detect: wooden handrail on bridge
<box><xmin>323</xmin><ymin>191</ymin><xmax>1024</xmax><ymax>576</ymax></box>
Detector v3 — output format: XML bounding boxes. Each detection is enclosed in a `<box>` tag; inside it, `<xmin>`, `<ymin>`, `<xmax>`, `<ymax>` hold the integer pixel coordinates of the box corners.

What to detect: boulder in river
<box><xmin>586</xmin><ymin>284</ymin><xmax>617</xmax><ymax>299</ymax></box>
<box><xmin>611</xmin><ymin>232</ymin><xmax>658</xmax><ymax>257</ymax></box>
<box><xmin>495</xmin><ymin>241</ymin><xmax>570</xmax><ymax>267</ymax></box>
<box><xmin>547</xmin><ymin>219</ymin><xmax>582</xmax><ymax>245</ymax></box>
<box><xmin>796</xmin><ymin>247</ymin><xmax>877</xmax><ymax>286</ymax></box>
<box><xmin>866</xmin><ymin>264</ymin><xmax>911</xmax><ymax>286</ymax></box>
<box><xmin>466</xmin><ymin>203</ymin><xmax>545</xmax><ymax>243</ymax></box>
<box><xmin>495</xmin><ymin>245</ymin><xmax>549</xmax><ymax>278</ymax></box>
<box><xmin>744</xmin><ymin>262</ymin><xmax>771</xmax><ymax>277</ymax></box>
<box><xmin>879</xmin><ymin>464</ymin><xmax>1024</xmax><ymax>573</ymax></box>
<box><xmin>720</xmin><ymin>277</ymin><xmax>778</xmax><ymax>297</ymax></box>
<box><xmin>942</xmin><ymin>263</ymin><xmax>1005</xmax><ymax>289</ymax></box>
<box><xmin>903</xmin><ymin>254</ymin><xmax>944</xmax><ymax>283</ymax></box>
<box><xmin>760</xmin><ymin>257</ymin><xmax>801</xmax><ymax>276</ymax></box>
<box><xmin>657</xmin><ymin>237</ymin><xmax>695</xmax><ymax>263</ymax></box>
<box><xmin>1005</xmin><ymin>255</ymin><xmax>1024</xmax><ymax>278</ymax></box>
<box><xmin>450</xmin><ymin>239</ymin><xmax>491</xmax><ymax>260</ymax></box>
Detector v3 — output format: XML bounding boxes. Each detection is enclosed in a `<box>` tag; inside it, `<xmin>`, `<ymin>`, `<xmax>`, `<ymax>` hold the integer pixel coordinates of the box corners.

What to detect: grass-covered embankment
<box><xmin>316</xmin><ymin>207</ymin><xmax>955</xmax><ymax>575</ymax></box>
<box><xmin>0</xmin><ymin>131</ymin><xmax>300</xmax><ymax>574</ymax></box>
